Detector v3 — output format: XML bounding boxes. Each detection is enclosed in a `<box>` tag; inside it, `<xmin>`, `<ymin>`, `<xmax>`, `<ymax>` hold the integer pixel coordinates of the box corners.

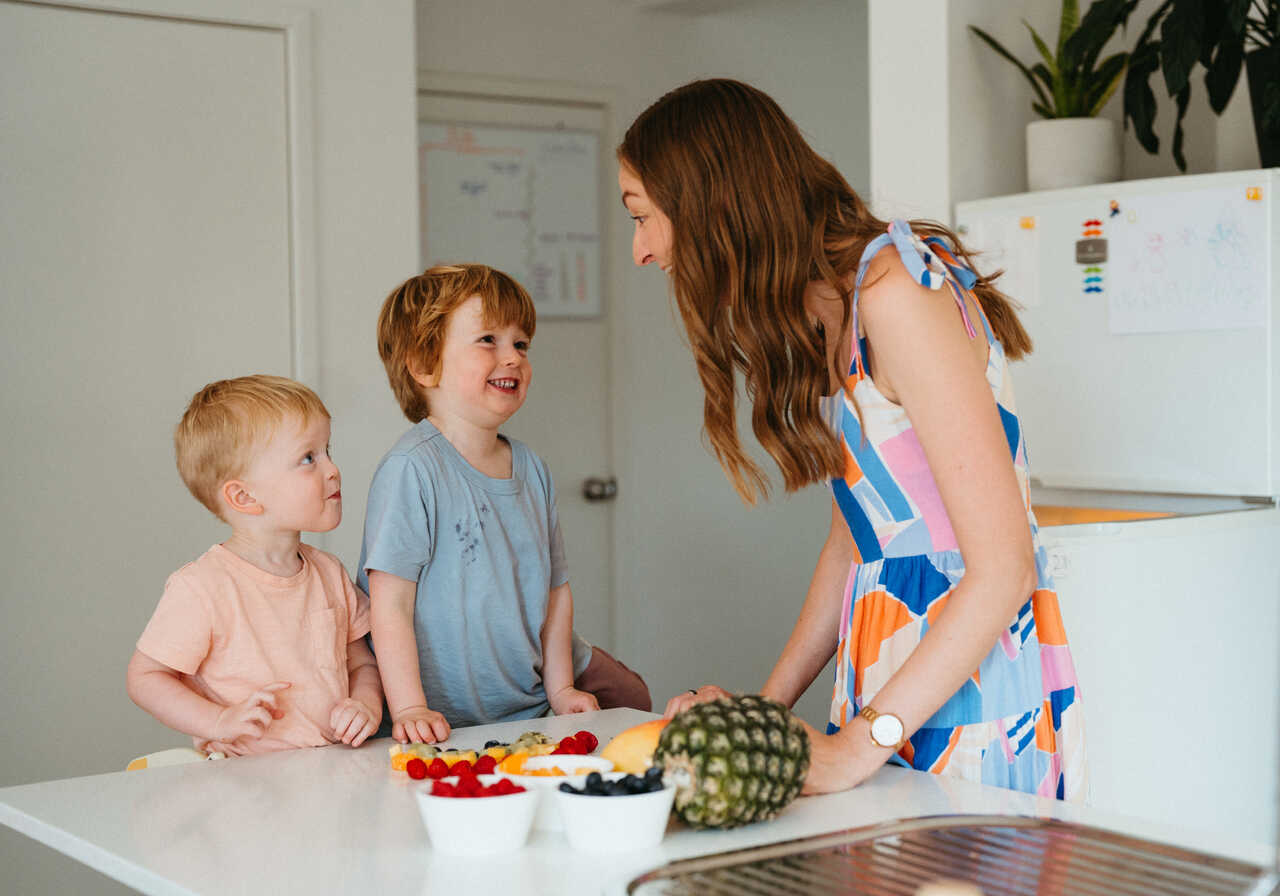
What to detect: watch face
<box><xmin>870</xmin><ymin>713</ymin><xmax>904</xmax><ymax>747</ymax></box>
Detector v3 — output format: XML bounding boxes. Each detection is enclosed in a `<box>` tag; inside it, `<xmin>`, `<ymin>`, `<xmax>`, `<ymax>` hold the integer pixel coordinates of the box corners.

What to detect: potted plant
<box><xmin>971</xmin><ymin>0</ymin><xmax>1135</xmax><ymax>190</ymax></box>
<box><xmin>1123</xmin><ymin>0</ymin><xmax>1280</xmax><ymax>170</ymax></box>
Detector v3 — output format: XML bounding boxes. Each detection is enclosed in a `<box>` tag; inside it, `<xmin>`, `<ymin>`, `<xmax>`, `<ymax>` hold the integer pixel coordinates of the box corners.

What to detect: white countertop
<box><xmin>1</xmin><ymin>708</ymin><xmax>1272</xmax><ymax>895</ymax></box>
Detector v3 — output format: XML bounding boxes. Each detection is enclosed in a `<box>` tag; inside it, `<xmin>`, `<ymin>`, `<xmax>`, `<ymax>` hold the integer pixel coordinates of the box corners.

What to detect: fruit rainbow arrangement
<box><xmin>392</xmin><ymin>729</ymin><xmax>600</xmax><ymax>777</ymax></box>
<box><xmin>600</xmin><ymin>695</ymin><xmax>810</xmax><ymax>829</ymax></box>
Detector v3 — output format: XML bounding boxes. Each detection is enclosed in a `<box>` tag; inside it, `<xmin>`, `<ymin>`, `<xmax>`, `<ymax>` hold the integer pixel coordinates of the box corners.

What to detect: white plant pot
<box><xmin>1025</xmin><ymin>117</ymin><xmax>1121</xmax><ymax>192</ymax></box>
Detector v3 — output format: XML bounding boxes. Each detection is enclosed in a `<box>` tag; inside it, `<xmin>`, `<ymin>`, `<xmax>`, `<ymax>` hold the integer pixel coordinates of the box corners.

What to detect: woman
<box><xmin>619</xmin><ymin>79</ymin><xmax>1085</xmax><ymax>799</ymax></box>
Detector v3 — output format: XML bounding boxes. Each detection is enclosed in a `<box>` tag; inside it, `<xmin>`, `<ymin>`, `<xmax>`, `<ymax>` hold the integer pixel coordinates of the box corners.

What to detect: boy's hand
<box><xmin>329</xmin><ymin>697</ymin><xmax>380</xmax><ymax>747</ymax></box>
<box><xmin>548</xmin><ymin>686</ymin><xmax>599</xmax><ymax>715</ymax></box>
<box><xmin>212</xmin><ymin>681</ymin><xmax>290</xmax><ymax>744</ymax></box>
<box><xmin>392</xmin><ymin>705</ymin><xmax>450</xmax><ymax>744</ymax></box>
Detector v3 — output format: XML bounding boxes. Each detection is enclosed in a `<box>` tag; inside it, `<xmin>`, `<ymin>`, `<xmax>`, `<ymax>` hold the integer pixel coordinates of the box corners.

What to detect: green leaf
<box><xmin>1204</xmin><ymin>34</ymin><xmax>1245</xmax><ymax>112</ymax></box>
<box><xmin>1032</xmin><ymin>101</ymin><xmax>1056</xmax><ymax>118</ymax></box>
<box><xmin>1031</xmin><ymin>62</ymin><xmax>1057</xmax><ymax>96</ymax></box>
<box><xmin>1160</xmin><ymin>0</ymin><xmax>1206</xmax><ymax>96</ymax></box>
<box><xmin>1123</xmin><ymin>38</ymin><xmax>1163</xmax><ymax>152</ymax></box>
<box><xmin>970</xmin><ymin>25</ymin><xmax>1054</xmax><ymax>110</ymax></box>
<box><xmin>1264</xmin><ymin>78</ymin><xmax>1280</xmax><ymax>131</ymax></box>
<box><xmin>1058</xmin><ymin>0</ymin><xmax>1081</xmax><ymax>60</ymax></box>
<box><xmin>1065</xmin><ymin>0</ymin><xmax>1140</xmax><ymax>75</ymax></box>
<box><xmin>1026</xmin><ymin>21</ymin><xmax>1059</xmax><ymax>76</ymax></box>
<box><xmin>1171</xmin><ymin>81</ymin><xmax>1192</xmax><ymax>171</ymax></box>
<box><xmin>1086</xmin><ymin>52</ymin><xmax>1130</xmax><ymax>114</ymax></box>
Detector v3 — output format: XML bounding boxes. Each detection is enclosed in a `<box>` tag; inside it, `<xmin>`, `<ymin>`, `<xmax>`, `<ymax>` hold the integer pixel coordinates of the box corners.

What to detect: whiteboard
<box><xmin>956</xmin><ymin>169</ymin><xmax>1278</xmax><ymax>499</ymax></box>
<box><xmin>419</xmin><ymin>122</ymin><xmax>602</xmax><ymax>317</ymax></box>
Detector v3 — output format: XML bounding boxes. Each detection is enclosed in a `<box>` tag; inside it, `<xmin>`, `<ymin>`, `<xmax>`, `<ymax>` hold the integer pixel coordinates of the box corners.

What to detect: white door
<box><xmin>416</xmin><ymin>83</ymin><xmax>617</xmax><ymax>652</ymax></box>
<box><xmin>0</xmin><ymin>0</ymin><xmax>303</xmax><ymax>782</ymax></box>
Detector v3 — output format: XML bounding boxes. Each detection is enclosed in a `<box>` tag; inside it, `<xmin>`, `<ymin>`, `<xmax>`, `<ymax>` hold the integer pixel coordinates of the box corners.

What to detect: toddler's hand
<box><xmin>212</xmin><ymin>681</ymin><xmax>290</xmax><ymax>744</ymax></box>
<box><xmin>392</xmin><ymin>705</ymin><xmax>450</xmax><ymax>744</ymax></box>
<box><xmin>330</xmin><ymin>698</ymin><xmax>380</xmax><ymax>747</ymax></box>
<box><xmin>549</xmin><ymin>686</ymin><xmax>599</xmax><ymax>715</ymax></box>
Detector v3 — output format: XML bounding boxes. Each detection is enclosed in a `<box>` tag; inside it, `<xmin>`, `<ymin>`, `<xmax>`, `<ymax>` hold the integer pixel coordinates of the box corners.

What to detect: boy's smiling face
<box><xmin>420</xmin><ymin>294</ymin><xmax>531</xmax><ymax>431</ymax></box>
<box><xmin>234</xmin><ymin>413</ymin><xmax>342</xmax><ymax>533</ymax></box>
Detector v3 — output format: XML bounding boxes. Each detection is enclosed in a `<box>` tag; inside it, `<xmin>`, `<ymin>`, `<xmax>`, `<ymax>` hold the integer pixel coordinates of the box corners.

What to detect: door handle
<box><xmin>582</xmin><ymin>476</ymin><xmax>618</xmax><ymax>502</ymax></box>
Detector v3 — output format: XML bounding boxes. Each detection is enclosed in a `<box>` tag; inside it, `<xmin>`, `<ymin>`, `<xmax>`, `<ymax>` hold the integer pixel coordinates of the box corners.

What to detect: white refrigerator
<box><xmin>956</xmin><ymin>170</ymin><xmax>1279</xmax><ymax>848</ymax></box>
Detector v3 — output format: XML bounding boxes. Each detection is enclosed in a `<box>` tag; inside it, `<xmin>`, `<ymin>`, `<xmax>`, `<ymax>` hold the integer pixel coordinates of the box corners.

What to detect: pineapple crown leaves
<box><xmin>970</xmin><ymin>0</ymin><xmax>1137</xmax><ymax>119</ymax></box>
<box><xmin>1122</xmin><ymin>0</ymin><xmax>1277</xmax><ymax>171</ymax></box>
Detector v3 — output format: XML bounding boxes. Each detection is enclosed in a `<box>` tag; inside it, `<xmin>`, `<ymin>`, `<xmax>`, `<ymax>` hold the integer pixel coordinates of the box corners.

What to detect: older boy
<box><xmin>362</xmin><ymin>264</ymin><xmax>649</xmax><ymax>743</ymax></box>
<box><xmin>126</xmin><ymin>375</ymin><xmax>382</xmax><ymax>755</ymax></box>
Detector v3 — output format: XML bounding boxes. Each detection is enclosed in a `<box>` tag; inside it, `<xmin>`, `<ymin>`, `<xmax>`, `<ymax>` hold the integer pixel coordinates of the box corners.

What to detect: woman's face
<box><xmin>618</xmin><ymin>165</ymin><xmax>674</xmax><ymax>273</ymax></box>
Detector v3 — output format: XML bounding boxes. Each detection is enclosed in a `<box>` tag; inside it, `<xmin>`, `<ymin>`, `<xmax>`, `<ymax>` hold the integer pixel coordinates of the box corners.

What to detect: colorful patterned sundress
<box><xmin>822</xmin><ymin>219</ymin><xmax>1088</xmax><ymax>800</ymax></box>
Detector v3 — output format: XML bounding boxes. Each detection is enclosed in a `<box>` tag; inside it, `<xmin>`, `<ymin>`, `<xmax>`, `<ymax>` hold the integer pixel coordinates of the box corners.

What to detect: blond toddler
<box><xmin>126</xmin><ymin>375</ymin><xmax>383</xmax><ymax>755</ymax></box>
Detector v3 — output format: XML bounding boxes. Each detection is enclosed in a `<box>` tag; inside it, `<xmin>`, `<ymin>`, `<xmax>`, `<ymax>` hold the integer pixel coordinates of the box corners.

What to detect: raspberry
<box><xmin>405</xmin><ymin>758</ymin><xmax>428</xmax><ymax>780</ymax></box>
<box><xmin>573</xmin><ymin>730</ymin><xmax>598</xmax><ymax>753</ymax></box>
<box><xmin>449</xmin><ymin>759</ymin><xmax>474</xmax><ymax>776</ymax></box>
<box><xmin>551</xmin><ymin>746</ymin><xmax>571</xmax><ymax>755</ymax></box>
<box><xmin>426</xmin><ymin>758</ymin><xmax>450</xmax><ymax>779</ymax></box>
<box><xmin>473</xmin><ymin>755</ymin><xmax>497</xmax><ymax>775</ymax></box>
<box><xmin>491</xmin><ymin>778</ymin><xmax>519</xmax><ymax>795</ymax></box>
<box><xmin>431</xmin><ymin>781</ymin><xmax>454</xmax><ymax>797</ymax></box>
<box><xmin>558</xmin><ymin>736</ymin><xmax>582</xmax><ymax>754</ymax></box>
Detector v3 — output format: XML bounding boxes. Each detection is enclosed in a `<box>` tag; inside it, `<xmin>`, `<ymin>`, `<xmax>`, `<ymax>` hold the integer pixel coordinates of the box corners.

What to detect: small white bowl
<box><xmin>414</xmin><ymin>774</ymin><xmax>538</xmax><ymax>855</ymax></box>
<box><xmin>498</xmin><ymin>755</ymin><xmax>614</xmax><ymax>831</ymax></box>
<box><xmin>553</xmin><ymin>782</ymin><xmax>676</xmax><ymax>853</ymax></box>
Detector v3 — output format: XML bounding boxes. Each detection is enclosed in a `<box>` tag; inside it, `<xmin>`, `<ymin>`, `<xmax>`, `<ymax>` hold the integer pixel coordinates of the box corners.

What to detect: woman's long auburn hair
<box><xmin>618</xmin><ymin>78</ymin><xmax>1031</xmax><ymax>505</ymax></box>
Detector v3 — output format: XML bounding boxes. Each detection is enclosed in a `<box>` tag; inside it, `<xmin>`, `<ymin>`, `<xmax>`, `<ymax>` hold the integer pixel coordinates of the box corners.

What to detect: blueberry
<box><xmin>605</xmin><ymin>780</ymin><xmax>626</xmax><ymax>796</ymax></box>
<box><xmin>559</xmin><ymin>782</ymin><xmax>578</xmax><ymax>794</ymax></box>
<box><xmin>585</xmin><ymin>772</ymin><xmax>603</xmax><ymax>790</ymax></box>
<box><xmin>644</xmin><ymin>766</ymin><xmax>664</xmax><ymax>784</ymax></box>
<box><xmin>484</xmin><ymin>740</ymin><xmax>501</xmax><ymax>749</ymax></box>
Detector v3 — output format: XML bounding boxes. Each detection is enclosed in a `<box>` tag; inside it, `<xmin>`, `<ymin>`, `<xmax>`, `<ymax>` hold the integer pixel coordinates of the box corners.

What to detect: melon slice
<box><xmin>599</xmin><ymin>719</ymin><xmax>670</xmax><ymax>774</ymax></box>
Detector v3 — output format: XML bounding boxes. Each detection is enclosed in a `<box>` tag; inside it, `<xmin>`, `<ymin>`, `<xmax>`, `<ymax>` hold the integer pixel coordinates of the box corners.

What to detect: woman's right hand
<box><xmin>663</xmin><ymin>684</ymin><xmax>732</xmax><ymax>719</ymax></box>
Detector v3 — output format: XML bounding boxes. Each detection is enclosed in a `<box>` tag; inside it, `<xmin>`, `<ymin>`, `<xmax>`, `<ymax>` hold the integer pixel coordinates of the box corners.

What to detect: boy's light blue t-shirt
<box><xmin>357</xmin><ymin>419</ymin><xmax>592</xmax><ymax>726</ymax></box>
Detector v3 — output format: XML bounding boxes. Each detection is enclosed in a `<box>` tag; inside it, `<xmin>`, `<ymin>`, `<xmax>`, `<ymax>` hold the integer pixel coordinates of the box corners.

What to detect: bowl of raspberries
<box><xmin>414</xmin><ymin>774</ymin><xmax>537</xmax><ymax>855</ymax></box>
<box><xmin>553</xmin><ymin>768</ymin><xmax>675</xmax><ymax>852</ymax></box>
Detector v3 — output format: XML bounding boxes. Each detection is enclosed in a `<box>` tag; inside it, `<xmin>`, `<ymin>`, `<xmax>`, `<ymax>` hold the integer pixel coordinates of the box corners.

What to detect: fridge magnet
<box><xmin>1077</xmin><ymin>218</ymin><xmax>1106</xmax><ymax>294</ymax></box>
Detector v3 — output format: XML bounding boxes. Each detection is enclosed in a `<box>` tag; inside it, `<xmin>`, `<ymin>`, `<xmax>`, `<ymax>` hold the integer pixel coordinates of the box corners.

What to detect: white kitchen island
<box><xmin>1</xmin><ymin>708</ymin><xmax>1273</xmax><ymax>895</ymax></box>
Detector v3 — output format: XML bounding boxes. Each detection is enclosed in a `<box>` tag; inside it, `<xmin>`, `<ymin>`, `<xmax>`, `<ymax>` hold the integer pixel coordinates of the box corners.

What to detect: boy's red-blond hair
<box><xmin>175</xmin><ymin>374</ymin><xmax>330</xmax><ymax>520</ymax></box>
<box><xmin>376</xmin><ymin>263</ymin><xmax>537</xmax><ymax>422</ymax></box>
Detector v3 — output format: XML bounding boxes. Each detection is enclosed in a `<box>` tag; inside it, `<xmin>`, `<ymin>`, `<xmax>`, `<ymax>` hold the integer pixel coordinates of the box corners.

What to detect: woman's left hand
<box><xmin>798</xmin><ymin>719</ymin><xmax>892</xmax><ymax>795</ymax></box>
<box><xmin>663</xmin><ymin>684</ymin><xmax>731</xmax><ymax>718</ymax></box>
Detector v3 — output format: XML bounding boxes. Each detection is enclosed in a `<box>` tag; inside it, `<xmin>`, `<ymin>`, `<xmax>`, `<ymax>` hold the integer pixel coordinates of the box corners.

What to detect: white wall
<box><xmin>0</xmin><ymin>1</ymin><xmax>417</xmax><ymax>892</ymax></box>
<box><xmin>416</xmin><ymin>0</ymin><xmax>870</xmax><ymax>729</ymax></box>
<box><xmin>875</xmin><ymin>0</ymin><xmax>1264</xmax><ymax>216</ymax></box>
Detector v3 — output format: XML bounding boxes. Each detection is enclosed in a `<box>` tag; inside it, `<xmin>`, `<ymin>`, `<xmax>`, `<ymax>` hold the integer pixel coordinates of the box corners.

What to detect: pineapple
<box><xmin>655</xmin><ymin>695</ymin><xmax>810</xmax><ymax>829</ymax></box>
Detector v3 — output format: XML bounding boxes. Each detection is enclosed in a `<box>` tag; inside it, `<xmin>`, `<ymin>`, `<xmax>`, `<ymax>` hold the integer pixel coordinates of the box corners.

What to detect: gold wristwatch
<box><xmin>859</xmin><ymin>705</ymin><xmax>906</xmax><ymax>749</ymax></box>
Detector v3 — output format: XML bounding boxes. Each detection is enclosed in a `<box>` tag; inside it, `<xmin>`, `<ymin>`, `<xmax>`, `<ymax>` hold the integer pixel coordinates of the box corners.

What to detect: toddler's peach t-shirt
<box><xmin>137</xmin><ymin>543</ymin><xmax>371</xmax><ymax>754</ymax></box>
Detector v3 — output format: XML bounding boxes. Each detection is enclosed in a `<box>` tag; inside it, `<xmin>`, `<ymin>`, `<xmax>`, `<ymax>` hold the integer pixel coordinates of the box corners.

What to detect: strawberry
<box><xmin>405</xmin><ymin>758</ymin><xmax>428</xmax><ymax>780</ymax></box>
<box><xmin>573</xmin><ymin>730</ymin><xmax>598</xmax><ymax>753</ymax></box>
<box><xmin>426</xmin><ymin>758</ymin><xmax>451</xmax><ymax>779</ymax></box>
<box><xmin>473</xmin><ymin>755</ymin><xmax>497</xmax><ymax>775</ymax></box>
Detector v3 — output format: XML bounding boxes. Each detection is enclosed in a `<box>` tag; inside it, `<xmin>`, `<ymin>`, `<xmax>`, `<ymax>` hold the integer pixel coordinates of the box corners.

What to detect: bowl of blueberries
<box><xmin>553</xmin><ymin>768</ymin><xmax>675</xmax><ymax>853</ymax></box>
